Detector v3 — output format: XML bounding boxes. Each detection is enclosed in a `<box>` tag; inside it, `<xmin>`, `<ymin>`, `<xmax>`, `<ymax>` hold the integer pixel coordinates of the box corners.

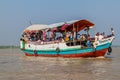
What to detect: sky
<box><xmin>0</xmin><ymin>0</ymin><xmax>120</xmax><ymax>46</ymax></box>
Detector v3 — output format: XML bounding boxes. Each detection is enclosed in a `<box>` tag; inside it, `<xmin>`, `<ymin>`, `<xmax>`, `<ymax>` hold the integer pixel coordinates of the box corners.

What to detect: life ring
<box><xmin>107</xmin><ymin>47</ymin><xmax>112</xmax><ymax>55</ymax></box>
<box><xmin>56</xmin><ymin>47</ymin><xmax>60</xmax><ymax>53</ymax></box>
<box><xmin>34</xmin><ymin>50</ymin><xmax>37</xmax><ymax>56</ymax></box>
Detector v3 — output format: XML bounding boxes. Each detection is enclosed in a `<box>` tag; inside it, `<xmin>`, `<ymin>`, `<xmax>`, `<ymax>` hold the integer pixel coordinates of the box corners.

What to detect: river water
<box><xmin>0</xmin><ymin>48</ymin><xmax>120</xmax><ymax>80</ymax></box>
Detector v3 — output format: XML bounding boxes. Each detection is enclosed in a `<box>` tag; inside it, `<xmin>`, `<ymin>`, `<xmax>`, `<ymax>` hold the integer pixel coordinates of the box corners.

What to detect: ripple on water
<box><xmin>0</xmin><ymin>48</ymin><xmax>120</xmax><ymax>80</ymax></box>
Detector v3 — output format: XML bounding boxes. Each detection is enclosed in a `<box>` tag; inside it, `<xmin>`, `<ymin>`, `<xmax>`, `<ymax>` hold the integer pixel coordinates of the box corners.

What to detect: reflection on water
<box><xmin>0</xmin><ymin>48</ymin><xmax>120</xmax><ymax>80</ymax></box>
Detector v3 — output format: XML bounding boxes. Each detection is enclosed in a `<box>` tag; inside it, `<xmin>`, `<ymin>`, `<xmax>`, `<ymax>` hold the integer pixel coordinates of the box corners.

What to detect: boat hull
<box><xmin>24</xmin><ymin>48</ymin><xmax>108</xmax><ymax>58</ymax></box>
<box><xmin>25</xmin><ymin>49</ymin><xmax>108</xmax><ymax>58</ymax></box>
<box><xmin>21</xmin><ymin>36</ymin><xmax>115</xmax><ymax>58</ymax></box>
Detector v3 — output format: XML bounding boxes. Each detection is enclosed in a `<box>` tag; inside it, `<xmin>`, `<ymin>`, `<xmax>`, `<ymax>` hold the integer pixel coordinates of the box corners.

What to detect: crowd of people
<box><xmin>22</xmin><ymin>29</ymin><xmax>65</xmax><ymax>44</ymax></box>
<box><xmin>21</xmin><ymin>27</ymin><xmax>114</xmax><ymax>47</ymax></box>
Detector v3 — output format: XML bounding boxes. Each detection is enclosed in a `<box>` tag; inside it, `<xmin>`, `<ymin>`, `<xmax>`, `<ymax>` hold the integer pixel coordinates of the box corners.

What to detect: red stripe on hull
<box><xmin>25</xmin><ymin>49</ymin><xmax>108</xmax><ymax>58</ymax></box>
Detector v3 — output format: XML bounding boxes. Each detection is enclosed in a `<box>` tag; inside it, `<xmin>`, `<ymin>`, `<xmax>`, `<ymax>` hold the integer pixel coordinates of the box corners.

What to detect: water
<box><xmin>0</xmin><ymin>48</ymin><xmax>120</xmax><ymax>80</ymax></box>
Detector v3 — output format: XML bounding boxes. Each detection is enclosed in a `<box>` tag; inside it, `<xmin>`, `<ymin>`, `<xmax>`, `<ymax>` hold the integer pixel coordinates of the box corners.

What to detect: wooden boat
<box><xmin>20</xmin><ymin>19</ymin><xmax>115</xmax><ymax>58</ymax></box>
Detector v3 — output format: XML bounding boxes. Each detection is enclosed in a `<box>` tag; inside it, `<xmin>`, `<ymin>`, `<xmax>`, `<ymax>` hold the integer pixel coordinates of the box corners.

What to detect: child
<box><xmin>86</xmin><ymin>38</ymin><xmax>92</xmax><ymax>47</ymax></box>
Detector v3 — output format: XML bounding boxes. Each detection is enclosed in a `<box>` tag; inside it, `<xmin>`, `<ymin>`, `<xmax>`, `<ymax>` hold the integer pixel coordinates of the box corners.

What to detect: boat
<box><xmin>20</xmin><ymin>19</ymin><xmax>115</xmax><ymax>58</ymax></box>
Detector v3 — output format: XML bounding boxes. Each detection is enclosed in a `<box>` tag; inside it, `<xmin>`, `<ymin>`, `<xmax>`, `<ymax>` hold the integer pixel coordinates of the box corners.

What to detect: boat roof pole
<box><xmin>76</xmin><ymin>24</ymin><xmax>78</xmax><ymax>38</ymax></box>
<box><xmin>73</xmin><ymin>23</ymin><xmax>77</xmax><ymax>41</ymax></box>
<box><xmin>29</xmin><ymin>20</ymin><xmax>32</xmax><ymax>25</ymax></box>
<box><xmin>73</xmin><ymin>23</ymin><xmax>75</xmax><ymax>39</ymax></box>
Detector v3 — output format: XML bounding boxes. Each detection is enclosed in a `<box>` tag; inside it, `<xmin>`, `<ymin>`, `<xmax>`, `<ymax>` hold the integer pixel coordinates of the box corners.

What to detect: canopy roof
<box><xmin>66</xmin><ymin>19</ymin><xmax>95</xmax><ymax>32</ymax></box>
<box><xmin>24</xmin><ymin>24</ymin><xmax>48</xmax><ymax>32</ymax></box>
<box><xmin>47</xmin><ymin>20</ymin><xmax>79</xmax><ymax>28</ymax></box>
<box><xmin>48</xmin><ymin>19</ymin><xmax>94</xmax><ymax>32</ymax></box>
<box><xmin>23</xmin><ymin>19</ymin><xmax>94</xmax><ymax>32</ymax></box>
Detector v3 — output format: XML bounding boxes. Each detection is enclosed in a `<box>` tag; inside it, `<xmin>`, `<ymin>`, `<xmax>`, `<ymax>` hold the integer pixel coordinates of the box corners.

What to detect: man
<box><xmin>111</xmin><ymin>28</ymin><xmax>114</xmax><ymax>36</ymax></box>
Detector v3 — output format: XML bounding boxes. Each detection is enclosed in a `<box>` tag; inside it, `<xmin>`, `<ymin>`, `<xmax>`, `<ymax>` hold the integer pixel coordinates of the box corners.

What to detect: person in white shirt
<box><xmin>111</xmin><ymin>28</ymin><xmax>114</xmax><ymax>36</ymax></box>
<box><xmin>95</xmin><ymin>33</ymin><xmax>99</xmax><ymax>42</ymax></box>
<box><xmin>98</xmin><ymin>33</ymin><xmax>104</xmax><ymax>40</ymax></box>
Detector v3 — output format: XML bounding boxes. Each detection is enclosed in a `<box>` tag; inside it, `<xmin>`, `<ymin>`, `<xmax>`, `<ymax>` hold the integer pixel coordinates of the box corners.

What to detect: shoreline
<box><xmin>0</xmin><ymin>46</ymin><xmax>19</xmax><ymax>49</ymax></box>
<box><xmin>0</xmin><ymin>45</ymin><xmax>120</xmax><ymax>49</ymax></box>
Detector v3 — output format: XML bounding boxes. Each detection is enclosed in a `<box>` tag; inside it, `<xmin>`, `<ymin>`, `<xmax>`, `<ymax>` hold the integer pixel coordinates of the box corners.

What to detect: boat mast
<box><xmin>73</xmin><ymin>23</ymin><xmax>75</xmax><ymax>40</ymax></box>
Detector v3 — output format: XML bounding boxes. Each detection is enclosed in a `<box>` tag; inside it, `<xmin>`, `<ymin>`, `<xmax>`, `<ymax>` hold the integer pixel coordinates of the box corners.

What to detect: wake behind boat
<box><xmin>20</xmin><ymin>19</ymin><xmax>115</xmax><ymax>58</ymax></box>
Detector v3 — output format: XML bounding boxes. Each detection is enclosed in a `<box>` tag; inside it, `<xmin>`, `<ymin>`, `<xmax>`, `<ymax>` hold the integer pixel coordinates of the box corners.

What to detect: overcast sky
<box><xmin>0</xmin><ymin>0</ymin><xmax>119</xmax><ymax>46</ymax></box>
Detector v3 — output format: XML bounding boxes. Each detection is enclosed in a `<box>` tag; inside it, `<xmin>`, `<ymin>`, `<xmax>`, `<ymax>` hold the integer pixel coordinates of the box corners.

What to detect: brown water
<box><xmin>0</xmin><ymin>48</ymin><xmax>120</xmax><ymax>80</ymax></box>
